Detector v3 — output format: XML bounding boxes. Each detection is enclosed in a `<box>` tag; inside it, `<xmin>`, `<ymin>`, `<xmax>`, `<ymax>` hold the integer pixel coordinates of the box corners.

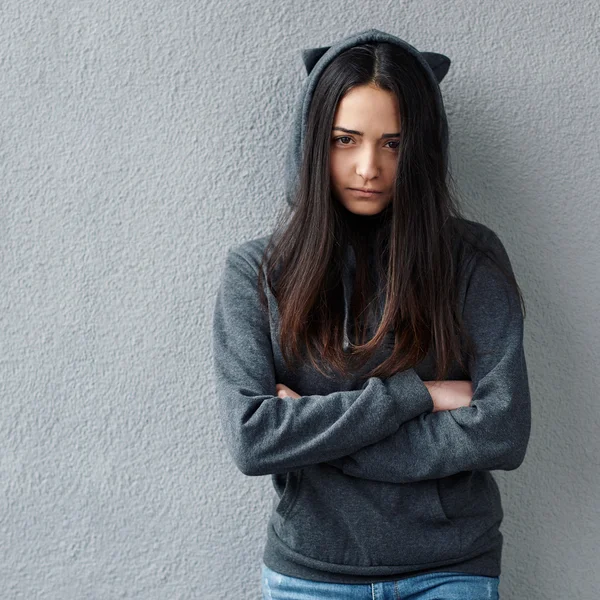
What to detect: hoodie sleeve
<box><xmin>326</xmin><ymin>231</ymin><xmax>532</xmax><ymax>483</ymax></box>
<box><xmin>211</xmin><ymin>245</ymin><xmax>434</xmax><ymax>477</ymax></box>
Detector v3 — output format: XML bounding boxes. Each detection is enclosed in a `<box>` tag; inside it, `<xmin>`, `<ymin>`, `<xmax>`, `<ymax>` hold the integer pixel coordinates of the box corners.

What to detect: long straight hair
<box><xmin>258</xmin><ymin>42</ymin><xmax>526</xmax><ymax>381</ymax></box>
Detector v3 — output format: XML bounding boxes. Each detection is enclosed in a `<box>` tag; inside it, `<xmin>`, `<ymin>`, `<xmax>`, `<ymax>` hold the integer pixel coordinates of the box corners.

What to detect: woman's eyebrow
<box><xmin>332</xmin><ymin>126</ymin><xmax>401</xmax><ymax>139</ymax></box>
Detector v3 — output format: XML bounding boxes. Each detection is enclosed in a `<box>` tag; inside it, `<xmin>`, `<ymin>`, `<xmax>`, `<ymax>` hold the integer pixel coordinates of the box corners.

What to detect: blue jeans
<box><xmin>261</xmin><ymin>563</ymin><xmax>499</xmax><ymax>599</ymax></box>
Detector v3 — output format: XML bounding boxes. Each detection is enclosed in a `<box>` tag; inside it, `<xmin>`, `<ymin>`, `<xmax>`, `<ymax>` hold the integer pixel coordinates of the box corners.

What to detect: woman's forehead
<box><xmin>333</xmin><ymin>86</ymin><xmax>401</xmax><ymax>134</ymax></box>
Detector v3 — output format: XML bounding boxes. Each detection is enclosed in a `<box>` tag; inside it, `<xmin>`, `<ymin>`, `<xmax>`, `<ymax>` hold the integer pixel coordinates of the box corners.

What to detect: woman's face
<box><xmin>329</xmin><ymin>84</ymin><xmax>401</xmax><ymax>216</ymax></box>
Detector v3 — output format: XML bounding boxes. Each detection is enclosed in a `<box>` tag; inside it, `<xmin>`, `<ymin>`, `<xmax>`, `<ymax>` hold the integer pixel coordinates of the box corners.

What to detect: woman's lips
<box><xmin>348</xmin><ymin>188</ymin><xmax>382</xmax><ymax>197</ymax></box>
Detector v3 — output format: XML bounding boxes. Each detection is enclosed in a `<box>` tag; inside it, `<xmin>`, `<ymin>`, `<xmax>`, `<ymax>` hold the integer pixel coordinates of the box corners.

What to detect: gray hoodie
<box><xmin>211</xmin><ymin>29</ymin><xmax>531</xmax><ymax>584</ymax></box>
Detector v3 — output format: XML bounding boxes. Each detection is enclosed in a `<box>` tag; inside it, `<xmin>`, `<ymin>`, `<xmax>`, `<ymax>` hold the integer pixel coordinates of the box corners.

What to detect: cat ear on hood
<box><xmin>301</xmin><ymin>45</ymin><xmax>451</xmax><ymax>84</ymax></box>
<box><xmin>420</xmin><ymin>52</ymin><xmax>451</xmax><ymax>83</ymax></box>
<box><xmin>301</xmin><ymin>45</ymin><xmax>331</xmax><ymax>75</ymax></box>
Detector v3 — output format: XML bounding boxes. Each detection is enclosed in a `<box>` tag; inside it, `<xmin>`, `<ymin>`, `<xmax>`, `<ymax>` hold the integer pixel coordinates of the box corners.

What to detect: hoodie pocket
<box><xmin>430</xmin><ymin>478</ymin><xmax>455</xmax><ymax>524</ymax></box>
<box><xmin>277</xmin><ymin>464</ymin><xmax>462</xmax><ymax>567</ymax></box>
<box><xmin>433</xmin><ymin>471</ymin><xmax>504</xmax><ymax>554</ymax></box>
<box><xmin>273</xmin><ymin>470</ymin><xmax>303</xmax><ymax>520</ymax></box>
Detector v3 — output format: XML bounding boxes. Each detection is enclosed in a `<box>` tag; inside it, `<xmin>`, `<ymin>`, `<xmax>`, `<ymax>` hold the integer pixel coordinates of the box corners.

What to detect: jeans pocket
<box><xmin>417</xmin><ymin>572</ymin><xmax>499</xmax><ymax>599</ymax></box>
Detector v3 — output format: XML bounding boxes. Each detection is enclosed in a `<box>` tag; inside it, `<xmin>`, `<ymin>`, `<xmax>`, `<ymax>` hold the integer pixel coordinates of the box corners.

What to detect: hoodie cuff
<box><xmin>384</xmin><ymin>369</ymin><xmax>434</xmax><ymax>425</ymax></box>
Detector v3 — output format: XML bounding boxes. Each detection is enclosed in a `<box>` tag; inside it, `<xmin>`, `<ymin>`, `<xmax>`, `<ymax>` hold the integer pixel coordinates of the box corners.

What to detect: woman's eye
<box><xmin>333</xmin><ymin>137</ymin><xmax>400</xmax><ymax>149</ymax></box>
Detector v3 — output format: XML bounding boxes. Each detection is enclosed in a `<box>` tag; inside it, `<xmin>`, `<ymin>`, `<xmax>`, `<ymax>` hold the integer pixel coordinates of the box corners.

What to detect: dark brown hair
<box><xmin>258</xmin><ymin>42</ymin><xmax>526</xmax><ymax>381</ymax></box>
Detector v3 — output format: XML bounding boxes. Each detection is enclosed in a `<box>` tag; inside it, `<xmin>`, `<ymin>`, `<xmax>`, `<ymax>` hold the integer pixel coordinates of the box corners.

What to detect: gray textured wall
<box><xmin>2</xmin><ymin>1</ymin><xmax>599</xmax><ymax>598</ymax></box>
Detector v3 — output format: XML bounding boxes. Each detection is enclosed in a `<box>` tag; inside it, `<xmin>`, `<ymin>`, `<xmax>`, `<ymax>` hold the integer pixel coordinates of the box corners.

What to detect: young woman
<box><xmin>212</xmin><ymin>28</ymin><xmax>531</xmax><ymax>600</ymax></box>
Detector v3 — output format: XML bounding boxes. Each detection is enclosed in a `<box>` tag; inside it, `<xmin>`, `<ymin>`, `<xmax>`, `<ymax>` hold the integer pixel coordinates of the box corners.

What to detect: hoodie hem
<box><xmin>262</xmin><ymin>520</ymin><xmax>502</xmax><ymax>584</ymax></box>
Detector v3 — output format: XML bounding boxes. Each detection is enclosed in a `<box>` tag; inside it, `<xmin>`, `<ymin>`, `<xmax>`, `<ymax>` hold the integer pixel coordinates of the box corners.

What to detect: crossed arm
<box><xmin>213</xmin><ymin>233</ymin><xmax>531</xmax><ymax>483</ymax></box>
<box><xmin>276</xmin><ymin>379</ymin><xmax>474</xmax><ymax>414</ymax></box>
<box><xmin>276</xmin><ymin>239</ymin><xmax>531</xmax><ymax>483</ymax></box>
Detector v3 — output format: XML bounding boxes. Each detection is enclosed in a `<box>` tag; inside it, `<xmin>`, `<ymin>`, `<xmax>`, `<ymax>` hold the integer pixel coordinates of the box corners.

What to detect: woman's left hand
<box><xmin>275</xmin><ymin>383</ymin><xmax>301</xmax><ymax>399</ymax></box>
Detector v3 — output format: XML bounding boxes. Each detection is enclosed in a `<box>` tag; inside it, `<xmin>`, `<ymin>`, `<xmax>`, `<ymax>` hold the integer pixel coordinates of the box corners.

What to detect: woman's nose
<box><xmin>355</xmin><ymin>146</ymin><xmax>380</xmax><ymax>180</ymax></box>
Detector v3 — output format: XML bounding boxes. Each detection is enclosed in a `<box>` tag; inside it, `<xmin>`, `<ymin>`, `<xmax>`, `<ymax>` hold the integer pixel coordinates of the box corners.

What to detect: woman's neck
<box><xmin>340</xmin><ymin>204</ymin><xmax>391</xmax><ymax>246</ymax></box>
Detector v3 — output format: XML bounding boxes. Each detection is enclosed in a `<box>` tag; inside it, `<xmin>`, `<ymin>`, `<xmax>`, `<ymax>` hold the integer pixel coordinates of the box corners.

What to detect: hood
<box><xmin>282</xmin><ymin>29</ymin><xmax>451</xmax><ymax>354</ymax></box>
<box><xmin>283</xmin><ymin>28</ymin><xmax>451</xmax><ymax>209</ymax></box>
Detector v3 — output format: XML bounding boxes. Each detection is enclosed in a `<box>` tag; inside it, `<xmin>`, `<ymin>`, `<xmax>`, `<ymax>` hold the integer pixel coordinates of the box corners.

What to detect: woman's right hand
<box><xmin>423</xmin><ymin>380</ymin><xmax>473</xmax><ymax>413</ymax></box>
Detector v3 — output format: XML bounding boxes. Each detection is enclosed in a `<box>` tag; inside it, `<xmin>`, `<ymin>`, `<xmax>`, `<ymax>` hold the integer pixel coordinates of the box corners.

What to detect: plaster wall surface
<box><xmin>1</xmin><ymin>1</ymin><xmax>598</xmax><ymax>598</ymax></box>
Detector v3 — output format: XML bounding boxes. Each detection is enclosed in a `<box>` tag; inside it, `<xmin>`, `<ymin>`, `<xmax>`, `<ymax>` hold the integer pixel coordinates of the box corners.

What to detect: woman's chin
<box><xmin>340</xmin><ymin>199</ymin><xmax>390</xmax><ymax>216</ymax></box>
